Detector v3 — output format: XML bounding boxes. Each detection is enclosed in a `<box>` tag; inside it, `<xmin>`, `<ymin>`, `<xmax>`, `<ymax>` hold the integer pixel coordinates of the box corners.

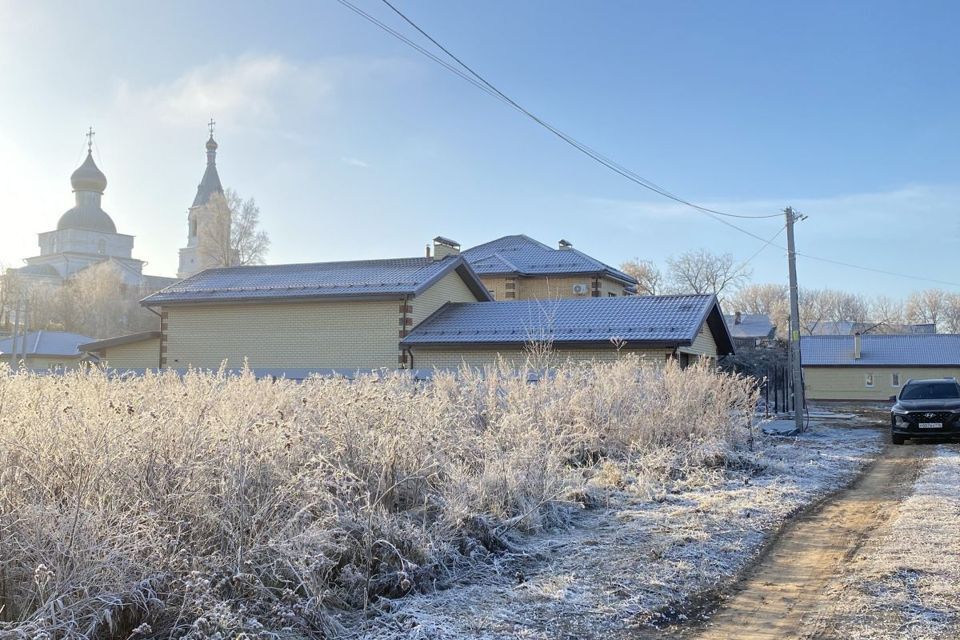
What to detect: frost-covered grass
<box><xmin>822</xmin><ymin>445</ymin><xmax>960</xmax><ymax>639</ymax></box>
<box><xmin>354</xmin><ymin>422</ymin><xmax>882</xmax><ymax>639</ymax></box>
<box><xmin>0</xmin><ymin>357</ymin><xmax>758</xmax><ymax>639</ymax></box>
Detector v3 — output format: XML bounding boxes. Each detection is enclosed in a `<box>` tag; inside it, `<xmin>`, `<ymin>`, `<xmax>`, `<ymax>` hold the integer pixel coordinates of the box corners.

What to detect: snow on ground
<box><xmin>818</xmin><ymin>444</ymin><xmax>960</xmax><ymax>639</ymax></box>
<box><xmin>346</xmin><ymin>422</ymin><xmax>883</xmax><ymax>639</ymax></box>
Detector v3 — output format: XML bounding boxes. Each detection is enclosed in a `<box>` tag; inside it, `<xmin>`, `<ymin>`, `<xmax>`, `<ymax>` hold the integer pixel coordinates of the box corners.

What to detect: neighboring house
<box><xmin>802</xmin><ymin>334</ymin><xmax>960</xmax><ymax>401</ymax></box>
<box><xmin>80</xmin><ymin>331</ymin><xmax>162</xmax><ymax>370</ymax></box>
<box><xmin>401</xmin><ymin>294</ymin><xmax>734</xmax><ymax>369</ymax></box>
<box><xmin>0</xmin><ymin>331</ymin><xmax>94</xmax><ymax>370</ymax></box>
<box><xmin>806</xmin><ymin>321</ymin><xmax>936</xmax><ymax>336</ymax></box>
<box><xmin>455</xmin><ymin>235</ymin><xmax>638</xmax><ymax>300</ymax></box>
<box><xmin>141</xmin><ymin>255</ymin><xmax>491</xmax><ymax>374</ymax></box>
<box><xmin>724</xmin><ymin>312</ymin><xmax>777</xmax><ymax>349</ymax></box>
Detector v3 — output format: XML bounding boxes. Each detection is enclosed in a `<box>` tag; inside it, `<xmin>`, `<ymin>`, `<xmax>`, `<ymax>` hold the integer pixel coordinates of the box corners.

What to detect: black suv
<box><xmin>890</xmin><ymin>378</ymin><xmax>960</xmax><ymax>444</ymax></box>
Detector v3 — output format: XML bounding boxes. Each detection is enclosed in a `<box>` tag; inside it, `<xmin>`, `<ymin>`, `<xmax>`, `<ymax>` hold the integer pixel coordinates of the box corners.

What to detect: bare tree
<box><xmin>728</xmin><ymin>283</ymin><xmax>790</xmax><ymax>336</ymax></box>
<box><xmin>798</xmin><ymin>288</ymin><xmax>831</xmax><ymax>335</ymax></box>
<box><xmin>619</xmin><ymin>259</ymin><xmax>661</xmax><ymax>296</ymax></box>
<box><xmin>822</xmin><ymin>289</ymin><xmax>869</xmax><ymax>327</ymax></box>
<box><xmin>59</xmin><ymin>263</ymin><xmax>159</xmax><ymax>338</ymax></box>
<box><xmin>869</xmin><ymin>295</ymin><xmax>906</xmax><ymax>328</ymax></box>
<box><xmin>199</xmin><ymin>188</ymin><xmax>270</xmax><ymax>268</ymax></box>
<box><xmin>665</xmin><ymin>249</ymin><xmax>751</xmax><ymax>299</ymax></box>
<box><xmin>942</xmin><ymin>292</ymin><xmax>960</xmax><ymax>334</ymax></box>
<box><xmin>906</xmin><ymin>289</ymin><xmax>948</xmax><ymax>330</ymax></box>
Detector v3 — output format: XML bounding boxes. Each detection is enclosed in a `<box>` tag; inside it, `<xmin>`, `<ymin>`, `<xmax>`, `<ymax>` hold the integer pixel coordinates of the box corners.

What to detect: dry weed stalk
<box><xmin>0</xmin><ymin>356</ymin><xmax>756</xmax><ymax>638</ymax></box>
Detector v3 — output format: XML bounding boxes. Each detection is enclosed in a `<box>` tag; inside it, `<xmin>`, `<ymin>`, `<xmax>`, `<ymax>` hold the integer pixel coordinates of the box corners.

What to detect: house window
<box><xmin>865</xmin><ymin>373</ymin><xmax>875</xmax><ymax>388</ymax></box>
<box><xmin>891</xmin><ymin>373</ymin><xmax>901</xmax><ymax>387</ymax></box>
<box><xmin>608</xmin><ymin>292</ymin><xmax>616</xmax><ymax>297</ymax></box>
<box><xmin>488</xmin><ymin>290</ymin><xmax>496</xmax><ymax>300</ymax></box>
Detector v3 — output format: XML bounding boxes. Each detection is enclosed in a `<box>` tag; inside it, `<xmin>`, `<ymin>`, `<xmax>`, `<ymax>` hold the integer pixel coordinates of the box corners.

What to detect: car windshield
<box><xmin>900</xmin><ymin>382</ymin><xmax>960</xmax><ymax>400</ymax></box>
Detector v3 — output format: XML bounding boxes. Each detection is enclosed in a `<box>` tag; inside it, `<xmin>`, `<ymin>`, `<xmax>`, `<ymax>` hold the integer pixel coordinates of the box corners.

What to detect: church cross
<box><xmin>208</xmin><ymin>118</ymin><xmax>216</xmax><ymax>137</ymax></box>
<box><xmin>86</xmin><ymin>126</ymin><xmax>95</xmax><ymax>152</ymax></box>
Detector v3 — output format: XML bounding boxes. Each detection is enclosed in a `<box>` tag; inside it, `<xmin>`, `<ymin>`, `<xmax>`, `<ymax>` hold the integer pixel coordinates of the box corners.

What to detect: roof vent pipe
<box><xmin>854</xmin><ymin>332</ymin><xmax>862</xmax><ymax>360</ymax></box>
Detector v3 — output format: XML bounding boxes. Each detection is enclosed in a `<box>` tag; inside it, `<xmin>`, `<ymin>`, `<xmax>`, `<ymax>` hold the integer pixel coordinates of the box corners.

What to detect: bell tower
<box><xmin>178</xmin><ymin>120</ymin><xmax>229</xmax><ymax>279</ymax></box>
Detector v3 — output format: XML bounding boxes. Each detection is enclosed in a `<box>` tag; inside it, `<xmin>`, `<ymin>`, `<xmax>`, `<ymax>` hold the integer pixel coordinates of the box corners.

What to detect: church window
<box><xmin>190</xmin><ymin>218</ymin><xmax>198</xmax><ymax>237</ymax></box>
<box><xmin>98</xmin><ymin>239</ymin><xmax>106</xmax><ymax>255</ymax></box>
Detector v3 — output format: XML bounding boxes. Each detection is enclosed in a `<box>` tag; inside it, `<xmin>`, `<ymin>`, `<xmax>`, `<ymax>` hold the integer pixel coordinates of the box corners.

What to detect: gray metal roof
<box><xmin>402</xmin><ymin>294</ymin><xmax>733</xmax><ymax>354</ymax></box>
<box><xmin>801</xmin><ymin>334</ymin><xmax>960</xmax><ymax>366</ymax></box>
<box><xmin>141</xmin><ymin>255</ymin><xmax>491</xmax><ymax>305</ymax></box>
<box><xmin>79</xmin><ymin>331</ymin><xmax>161</xmax><ymax>352</ymax></box>
<box><xmin>0</xmin><ymin>331</ymin><xmax>95</xmax><ymax>357</ymax></box>
<box><xmin>725</xmin><ymin>313</ymin><xmax>776</xmax><ymax>340</ymax></box>
<box><xmin>462</xmin><ymin>235</ymin><xmax>638</xmax><ymax>284</ymax></box>
<box><xmin>807</xmin><ymin>320</ymin><xmax>937</xmax><ymax>335</ymax></box>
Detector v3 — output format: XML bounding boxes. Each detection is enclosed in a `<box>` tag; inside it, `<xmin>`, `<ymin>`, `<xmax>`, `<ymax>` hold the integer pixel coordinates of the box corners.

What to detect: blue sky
<box><xmin>2</xmin><ymin>0</ymin><xmax>959</xmax><ymax>297</ymax></box>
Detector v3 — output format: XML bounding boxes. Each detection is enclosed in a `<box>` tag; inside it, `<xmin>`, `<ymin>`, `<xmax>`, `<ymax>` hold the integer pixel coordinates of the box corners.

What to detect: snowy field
<box><xmin>818</xmin><ymin>445</ymin><xmax>960</xmax><ymax>639</ymax></box>
<box><xmin>350</xmin><ymin>422</ymin><xmax>883</xmax><ymax>639</ymax></box>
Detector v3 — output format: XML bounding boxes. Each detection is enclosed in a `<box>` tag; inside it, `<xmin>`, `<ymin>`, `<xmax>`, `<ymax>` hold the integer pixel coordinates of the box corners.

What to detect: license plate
<box><xmin>919</xmin><ymin>422</ymin><xmax>942</xmax><ymax>429</ymax></box>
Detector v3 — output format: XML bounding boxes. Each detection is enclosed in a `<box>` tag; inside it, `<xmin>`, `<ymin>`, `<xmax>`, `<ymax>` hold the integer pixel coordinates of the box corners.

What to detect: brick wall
<box><xmin>101</xmin><ymin>337</ymin><xmax>162</xmax><ymax>369</ymax></box>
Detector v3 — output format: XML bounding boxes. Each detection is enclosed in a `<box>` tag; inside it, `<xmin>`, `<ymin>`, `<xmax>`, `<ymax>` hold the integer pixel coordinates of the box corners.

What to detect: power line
<box><xmin>734</xmin><ymin>224</ymin><xmax>786</xmax><ymax>275</ymax></box>
<box><xmin>796</xmin><ymin>252</ymin><xmax>960</xmax><ymax>288</ymax></box>
<box><xmin>339</xmin><ymin>0</ymin><xmax>960</xmax><ymax>290</ymax></box>
<box><xmin>339</xmin><ymin>0</ymin><xmax>781</xmax><ymax>221</ymax></box>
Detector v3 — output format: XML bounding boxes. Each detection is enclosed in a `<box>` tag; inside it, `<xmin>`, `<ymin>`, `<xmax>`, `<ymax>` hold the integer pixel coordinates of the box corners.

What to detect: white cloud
<box><xmin>113</xmin><ymin>53</ymin><xmax>410</xmax><ymax>129</ymax></box>
<box><xmin>114</xmin><ymin>55</ymin><xmax>328</xmax><ymax>127</ymax></box>
<box><xmin>341</xmin><ymin>156</ymin><xmax>371</xmax><ymax>168</ymax></box>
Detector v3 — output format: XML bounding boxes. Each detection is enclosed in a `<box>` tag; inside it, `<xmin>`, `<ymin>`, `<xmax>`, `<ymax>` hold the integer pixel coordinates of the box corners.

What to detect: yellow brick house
<box><xmin>443</xmin><ymin>235</ymin><xmax>638</xmax><ymax>300</ymax></box>
<box><xmin>80</xmin><ymin>331</ymin><xmax>162</xmax><ymax>370</ymax></box>
<box><xmin>802</xmin><ymin>334</ymin><xmax>960</xmax><ymax>402</ymax></box>
<box><xmin>401</xmin><ymin>294</ymin><xmax>734</xmax><ymax>369</ymax></box>
<box><xmin>140</xmin><ymin>255</ymin><xmax>492</xmax><ymax>375</ymax></box>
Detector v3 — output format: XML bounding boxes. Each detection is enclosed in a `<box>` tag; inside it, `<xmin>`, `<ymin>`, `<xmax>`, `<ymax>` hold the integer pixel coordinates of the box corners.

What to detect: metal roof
<box><xmin>801</xmin><ymin>334</ymin><xmax>960</xmax><ymax>366</ymax></box>
<box><xmin>141</xmin><ymin>255</ymin><xmax>491</xmax><ymax>306</ymax></box>
<box><xmin>807</xmin><ymin>320</ymin><xmax>937</xmax><ymax>335</ymax></box>
<box><xmin>462</xmin><ymin>235</ymin><xmax>638</xmax><ymax>284</ymax></box>
<box><xmin>725</xmin><ymin>313</ymin><xmax>776</xmax><ymax>340</ymax></box>
<box><xmin>79</xmin><ymin>331</ymin><xmax>161</xmax><ymax>352</ymax></box>
<box><xmin>0</xmin><ymin>331</ymin><xmax>94</xmax><ymax>357</ymax></box>
<box><xmin>402</xmin><ymin>294</ymin><xmax>733</xmax><ymax>354</ymax></box>
<box><xmin>192</xmin><ymin>135</ymin><xmax>224</xmax><ymax>208</ymax></box>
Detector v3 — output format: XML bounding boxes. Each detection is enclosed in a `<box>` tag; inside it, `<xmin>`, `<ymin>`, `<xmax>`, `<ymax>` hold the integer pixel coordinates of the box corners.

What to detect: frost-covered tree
<box><xmin>618</xmin><ymin>259</ymin><xmax>662</xmax><ymax>296</ymax></box>
<box><xmin>199</xmin><ymin>189</ymin><xmax>270</xmax><ymax>268</ymax></box>
<box><xmin>665</xmin><ymin>249</ymin><xmax>751</xmax><ymax>300</ymax></box>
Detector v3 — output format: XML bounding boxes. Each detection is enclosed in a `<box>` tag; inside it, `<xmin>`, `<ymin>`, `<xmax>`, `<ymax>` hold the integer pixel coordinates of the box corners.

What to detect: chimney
<box><xmin>734</xmin><ymin>311</ymin><xmax>742</xmax><ymax>325</ymax></box>
<box><xmin>558</xmin><ymin>239</ymin><xmax>573</xmax><ymax>250</ymax></box>
<box><xmin>425</xmin><ymin>244</ymin><xmax>431</xmax><ymax>259</ymax></box>
<box><xmin>432</xmin><ymin>236</ymin><xmax>460</xmax><ymax>260</ymax></box>
<box><xmin>854</xmin><ymin>332</ymin><xmax>862</xmax><ymax>360</ymax></box>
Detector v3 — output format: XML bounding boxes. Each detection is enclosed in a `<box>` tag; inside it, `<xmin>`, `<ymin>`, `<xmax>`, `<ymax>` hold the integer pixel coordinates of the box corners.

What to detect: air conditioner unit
<box><xmin>572</xmin><ymin>283</ymin><xmax>589</xmax><ymax>295</ymax></box>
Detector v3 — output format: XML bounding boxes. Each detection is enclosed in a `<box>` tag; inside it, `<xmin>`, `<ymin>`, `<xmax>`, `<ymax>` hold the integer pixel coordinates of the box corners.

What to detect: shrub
<box><xmin>0</xmin><ymin>356</ymin><xmax>756</xmax><ymax>638</ymax></box>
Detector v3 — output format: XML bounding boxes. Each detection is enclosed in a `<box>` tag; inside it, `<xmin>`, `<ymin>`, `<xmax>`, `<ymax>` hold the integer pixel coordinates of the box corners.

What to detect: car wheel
<box><xmin>892</xmin><ymin>433</ymin><xmax>905</xmax><ymax>445</ymax></box>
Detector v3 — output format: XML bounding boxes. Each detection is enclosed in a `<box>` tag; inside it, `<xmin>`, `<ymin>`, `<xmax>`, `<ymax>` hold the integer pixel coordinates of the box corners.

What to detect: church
<box><xmin>11</xmin><ymin>126</ymin><xmax>229</xmax><ymax>291</ymax></box>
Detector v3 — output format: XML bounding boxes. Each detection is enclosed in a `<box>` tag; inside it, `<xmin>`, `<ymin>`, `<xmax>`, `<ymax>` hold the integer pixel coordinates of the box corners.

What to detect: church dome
<box><xmin>57</xmin><ymin>205</ymin><xmax>117</xmax><ymax>233</ymax></box>
<box><xmin>70</xmin><ymin>151</ymin><xmax>108</xmax><ymax>194</ymax></box>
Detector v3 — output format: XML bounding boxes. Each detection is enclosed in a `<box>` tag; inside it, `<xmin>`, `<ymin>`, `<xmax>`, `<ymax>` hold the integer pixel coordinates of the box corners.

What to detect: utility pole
<box><xmin>785</xmin><ymin>206</ymin><xmax>806</xmax><ymax>432</ymax></box>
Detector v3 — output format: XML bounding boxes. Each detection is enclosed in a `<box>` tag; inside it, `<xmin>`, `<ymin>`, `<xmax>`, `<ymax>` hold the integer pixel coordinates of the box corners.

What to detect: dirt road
<box><xmin>679</xmin><ymin>444</ymin><xmax>928</xmax><ymax>640</ymax></box>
